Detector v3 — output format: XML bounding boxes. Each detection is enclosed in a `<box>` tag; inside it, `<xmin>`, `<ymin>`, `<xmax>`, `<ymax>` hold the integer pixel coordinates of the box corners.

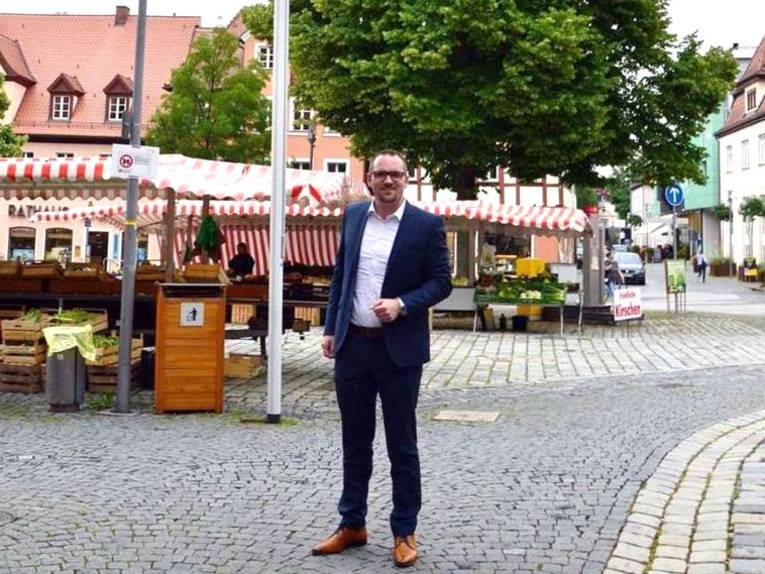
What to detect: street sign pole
<box><xmin>266</xmin><ymin>0</ymin><xmax>290</xmax><ymax>424</ymax></box>
<box><xmin>116</xmin><ymin>0</ymin><xmax>147</xmax><ymax>413</ymax></box>
<box><xmin>672</xmin><ymin>205</ymin><xmax>677</xmax><ymax>261</ymax></box>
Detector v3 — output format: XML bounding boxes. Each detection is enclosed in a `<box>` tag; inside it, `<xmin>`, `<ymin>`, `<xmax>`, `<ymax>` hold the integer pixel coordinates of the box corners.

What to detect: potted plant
<box><xmin>576</xmin><ymin>187</ymin><xmax>599</xmax><ymax>215</ymax></box>
<box><xmin>709</xmin><ymin>256</ymin><xmax>735</xmax><ymax>277</ymax></box>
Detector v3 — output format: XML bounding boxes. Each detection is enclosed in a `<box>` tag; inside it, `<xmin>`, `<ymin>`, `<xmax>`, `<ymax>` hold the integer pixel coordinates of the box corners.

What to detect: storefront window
<box><xmin>137</xmin><ymin>233</ymin><xmax>149</xmax><ymax>263</ymax></box>
<box><xmin>8</xmin><ymin>227</ymin><xmax>36</xmax><ymax>261</ymax></box>
<box><xmin>44</xmin><ymin>227</ymin><xmax>73</xmax><ymax>262</ymax></box>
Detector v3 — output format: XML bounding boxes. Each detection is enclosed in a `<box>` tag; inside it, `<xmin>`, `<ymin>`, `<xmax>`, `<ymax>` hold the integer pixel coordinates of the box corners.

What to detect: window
<box><xmin>107</xmin><ymin>96</ymin><xmax>129</xmax><ymax>122</ymax></box>
<box><xmin>746</xmin><ymin>88</ymin><xmax>757</xmax><ymax>112</ymax></box>
<box><xmin>51</xmin><ymin>95</ymin><xmax>72</xmax><ymax>120</ymax></box>
<box><xmin>481</xmin><ymin>166</ymin><xmax>500</xmax><ymax>182</ymax></box>
<box><xmin>726</xmin><ymin>145</ymin><xmax>733</xmax><ymax>172</ymax></box>
<box><xmin>742</xmin><ymin>139</ymin><xmax>750</xmax><ymax>170</ymax></box>
<box><xmin>56</xmin><ymin>152</ymin><xmax>74</xmax><ymax>159</ymax></box>
<box><xmin>8</xmin><ymin>227</ymin><xmax>36</xmax><ymax>261</ymax></box>
<box><xmin>44</xmin><ymin>228</ymin><xmax>73</xmax><ymax>261</ymax></box>
<box><xmin>291</xmin><ymin>101</ymin><xmax>313</xmax><ymax>132</ymax></box>
<box><xmin>322</xmin><ymin>125</ymin><xmax>340</xmax><ymax>136</ymax></box>
<box><xmin>21</xmin><ymin>151</ymin><xmax>34</xmax><ymax>158</ymax></box>
<box><xmin>288</xmin><ymin>159</ymin><xmax>311</xmax><ymax>170</ymax></box>
<box><xmin>325</xmin><ymin>160</ymin><xmax>348</xmax><ymax>174</ymax></box>
<box><xmin>702</xmin><ymin>160</ymin><xmax>707</xmax><ymax>177</ymax></box>
<box><xmin>255</xmin><ymin>44</ymin><xmax>274</xmax><ymax>70</ymax></box>
<box><xmin>407</xmin><ymin>165</ymin><xmax>418</xmax><ymax>182</ymax></box>
<box><xmin>759</xmin><ymin>134</ymin><xmax>765</xmax><ymax>165</ymax></box>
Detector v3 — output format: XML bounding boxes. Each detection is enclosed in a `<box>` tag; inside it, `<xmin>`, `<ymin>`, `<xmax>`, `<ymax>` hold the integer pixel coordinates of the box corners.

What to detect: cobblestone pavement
<box><xmin>224</xmin><ymin>316</ymin><xmax>765</xmax><ymax>416</ymax></box>
<box><xmin>2</xmin><ymin>316</ymin><xmax>765</xmax><ymax>573</ymax></box>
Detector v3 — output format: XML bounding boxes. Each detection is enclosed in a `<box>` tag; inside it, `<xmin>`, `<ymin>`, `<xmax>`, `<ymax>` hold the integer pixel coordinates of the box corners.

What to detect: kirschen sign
<box><xmin>613</xmin><ymin>287</ymin><xmax>642</xmax><ymax>322</ymax></box>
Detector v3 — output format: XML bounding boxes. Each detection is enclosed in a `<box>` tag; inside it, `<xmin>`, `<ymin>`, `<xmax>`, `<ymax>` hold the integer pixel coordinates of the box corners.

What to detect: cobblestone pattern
<box><xmin>605</xmin><ymin>411</ymin><xmax>765</xmax><ymax>574</ymax></box>
<box><xmin>3</xmin><ymin>366</ymin><xmax>765</xmax><ymax>572</ymax></box>
<box><xmin>224</xmin><ymin>317</ymin><xmax>765</xmax><ymax>416</ymax></box>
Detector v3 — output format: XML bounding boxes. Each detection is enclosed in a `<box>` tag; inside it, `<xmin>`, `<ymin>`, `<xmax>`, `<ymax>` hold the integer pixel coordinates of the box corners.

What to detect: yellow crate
<box><xmin>224</xmin><ymin>354</ymin><xmax>264</xmax><ymax>379</ymax></box>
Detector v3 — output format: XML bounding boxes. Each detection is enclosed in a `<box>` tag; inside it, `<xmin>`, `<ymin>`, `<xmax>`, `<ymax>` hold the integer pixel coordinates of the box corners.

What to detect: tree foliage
<box><xmin>713</xmin><ymin>204</ymin><xmax>732</xmax><ymax>222</ymax></box>
<box><xmin>740</xmin><ymin>196</ymin><xmax>765</xmax><ymax>220</ymax></box>
<box><xmin>627</xmin><ymin>214</ymin><xmax>643</xmax><ymax>227</ymax></box>
<box><xmin>0</xmin><ymin>75</ymin><xmax>28</xmax><ymax>157</ymax></box>
<box><xmin>247</xmin><ymin>0</ymin><xmax>737</xmax><ymax>198</ymax></box>
<box><xmin>146</xmin><ymin>28</ymin><xmax>271</xmax><ymax>164</ymax></box>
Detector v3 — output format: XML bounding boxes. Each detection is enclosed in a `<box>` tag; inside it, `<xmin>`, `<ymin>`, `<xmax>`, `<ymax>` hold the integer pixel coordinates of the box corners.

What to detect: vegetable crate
<box><xmin>86</xmin><ymin>360</ymin><xmax>141</xmax><ymax>394</ymax></box>
<box><xmin>0</xmin><ymin>364</ymin><xmax>43</xmax><ymax>394</ymax></box>
<box><xmin>51</xmin><ymin>309</ymin><xmax>109</xmax><ymax>334</ymax></box>
<box><xmin>86</xmin><ymin>337</ymin><xmax>143</xmax><ymax>367</ymax></box>
<box><xmin>1</xmin><ymin>340</ymin><xmax>47</xmax><ymax>367</ymax></box>
<box><xmin>1</xmin><ymin>317</ymin><xmax>48</xmax><ymax>344</ymax></box>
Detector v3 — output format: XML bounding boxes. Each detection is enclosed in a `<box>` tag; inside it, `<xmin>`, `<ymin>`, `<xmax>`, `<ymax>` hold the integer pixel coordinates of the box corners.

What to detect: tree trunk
<box><xmin>454</xmin><ymin>164</ymin><xmax>478</xmax><ymax>278</ymax></box>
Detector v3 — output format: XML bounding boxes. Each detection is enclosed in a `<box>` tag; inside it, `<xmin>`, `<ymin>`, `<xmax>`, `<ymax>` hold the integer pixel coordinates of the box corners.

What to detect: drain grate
<box><xmin>0</xmin><ymin>512</ymin><xmax>14</xmax><ymax>528</ymax></box>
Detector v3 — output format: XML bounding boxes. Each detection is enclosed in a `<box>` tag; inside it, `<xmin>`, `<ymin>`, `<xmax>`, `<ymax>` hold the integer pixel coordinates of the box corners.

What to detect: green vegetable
<box><xmin>92</xmin><ymin>335</ymin><xmax>119</xmax><ymax>348</ymax></box>
<box><xmin>52</xmin><ymin>308</ymin><xmax>97</xmax><ymax>325</ymax></box>
<box><xmin>23</xmin><ymin>309</ymin><xmax>43</xmax><ymax>322</ymax></box>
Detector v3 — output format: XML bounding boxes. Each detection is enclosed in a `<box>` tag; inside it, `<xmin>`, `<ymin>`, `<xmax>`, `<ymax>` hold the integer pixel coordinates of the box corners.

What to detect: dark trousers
<box><xmin>334</xmin><ymin>331</ymin><xmax>422</xmax><ymax>537</ymax></box>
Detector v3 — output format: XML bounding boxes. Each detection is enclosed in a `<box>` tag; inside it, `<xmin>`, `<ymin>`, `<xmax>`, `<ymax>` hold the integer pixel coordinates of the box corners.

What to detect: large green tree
<box><xmin>0</xmin><ymin>75</ymin><xmax>28</xmax><ymax>157</ymax></box>
<box><xmin>246</xmin><ymin>0</ymin><xmax>737</xmax><ymax>198</ymax></box>
<box><xmin>146</xmin><ymin>28</ymin><xmax>271</xmax><ymax>164</ymax></box>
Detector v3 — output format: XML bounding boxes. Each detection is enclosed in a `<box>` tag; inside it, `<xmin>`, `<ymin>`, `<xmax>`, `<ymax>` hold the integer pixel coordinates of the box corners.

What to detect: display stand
<box><xmin>155</xmin><ymin>283</ymin><xmax>225</xmax><ymax>414</ymax></box>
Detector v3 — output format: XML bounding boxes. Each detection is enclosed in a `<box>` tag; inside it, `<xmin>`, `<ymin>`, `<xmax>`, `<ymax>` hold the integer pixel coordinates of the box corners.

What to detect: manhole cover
<box><xmin>0</xmin><ymin>512</ymin><xmax>14</xmax><ymax>527</ymax></box>
<box><xmin>433</xmin><ymin>410</ymin><xmax>500</xmax><ymax>423</ymax></box>
<box><xmin>657</xmin><ymin>383</ymin><xmax>693</xmax><ymax>390</ymax></box>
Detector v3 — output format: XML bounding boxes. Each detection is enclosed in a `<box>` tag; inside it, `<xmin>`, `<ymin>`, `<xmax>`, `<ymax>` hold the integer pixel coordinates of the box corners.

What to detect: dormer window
<box><xmin>107</xmin><ymin>96</ymin><xmax>129</xmax><ymax>122</ymax></box>
<box><xmin>103</xmin><ymin>74</ymin><xmax>133</xmax><ymax>123</ymax></box>
<box><xmin>746</xmin><ymin>88</ymin><xmax>757</xmax><ymax>112</ymax></box>
<box><xmin>51</xmin><ymin>95</ymin><xmax>72</xmax><ymax>120</ymax></box>
<box><xmin>47</xmin><ymin>73</ymin><xmax>85</xmax><ymax>122</ymax></box>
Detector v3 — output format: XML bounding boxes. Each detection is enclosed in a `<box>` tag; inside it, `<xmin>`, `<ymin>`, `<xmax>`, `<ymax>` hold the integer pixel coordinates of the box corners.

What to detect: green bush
<box><xmin>710</xmin><ymin>256</ymin><xmax>731</xmax><ymax>265</ymax></box>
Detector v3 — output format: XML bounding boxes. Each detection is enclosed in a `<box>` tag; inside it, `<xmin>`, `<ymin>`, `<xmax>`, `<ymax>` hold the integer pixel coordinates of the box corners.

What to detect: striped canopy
<box><xmin>0</xmin><ymin>155</ymin><xmax>365</xmax><ymax>205</ymax></box>
<box><xmin>29</xmin><ymin>199</ymin><xmax>589</xmax><ymax>234</ymax></box>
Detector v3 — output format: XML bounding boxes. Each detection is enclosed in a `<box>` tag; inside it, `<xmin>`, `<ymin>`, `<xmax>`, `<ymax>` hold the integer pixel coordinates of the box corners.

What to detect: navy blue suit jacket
<box><xmin>324</xmin><ymin>200</ymin><xmax>452</xmax><ymax>368</ymax></box>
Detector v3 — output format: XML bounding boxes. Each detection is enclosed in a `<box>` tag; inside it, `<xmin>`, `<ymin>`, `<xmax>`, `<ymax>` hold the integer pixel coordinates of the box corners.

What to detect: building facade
<box><xmin>717</xmin><ymin>33</ymin><xmax>765</xmax><ymax>266</ymax></box>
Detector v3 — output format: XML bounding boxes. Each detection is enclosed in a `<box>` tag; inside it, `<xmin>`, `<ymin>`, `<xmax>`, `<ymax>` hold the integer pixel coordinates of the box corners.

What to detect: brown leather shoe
<box><xmin>393</xmin><ymin>534</ymin><xmax>417</xmax><ymax>568</ymax></box>
<box><xmin>311</xmin><ymin>527</ymin><xmax>368</xmax><ymax>555</ymax></box>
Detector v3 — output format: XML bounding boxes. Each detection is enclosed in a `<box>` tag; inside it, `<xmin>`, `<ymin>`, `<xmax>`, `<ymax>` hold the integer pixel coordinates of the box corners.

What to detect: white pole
<box><xmin>266</xmin><ymin>0</ymin><xmax>289</xmax><ymax>423</ymax></box>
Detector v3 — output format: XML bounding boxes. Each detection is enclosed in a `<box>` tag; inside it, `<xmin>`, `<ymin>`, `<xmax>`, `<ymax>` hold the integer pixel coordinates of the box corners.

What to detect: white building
<box><xmin>717</xmin><ymin>33</ymin><xmax>765</xmax><ymax>265</ymax></box>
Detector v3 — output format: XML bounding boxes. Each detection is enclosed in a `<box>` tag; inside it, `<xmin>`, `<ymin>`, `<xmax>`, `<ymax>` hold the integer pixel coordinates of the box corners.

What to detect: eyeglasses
<box><xmin>370</xmin><ymin>170</ymin><xmax>406</xmax><ymax>181</ymax></box>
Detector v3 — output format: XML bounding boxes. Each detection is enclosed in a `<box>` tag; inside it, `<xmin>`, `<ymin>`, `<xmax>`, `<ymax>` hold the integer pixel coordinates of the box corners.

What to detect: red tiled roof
<box><xmin>717</xmin><ymin>33</ymin><xmax>765</xmax><ymax>137</ymax></box>
<box><xmin>0</xmin><ymin>33</ymin><xmax>35</xmax><ymax>87</ymax></box>
<box><xmin>0</xmin><ymin>11</ymin><xmax>201</xmax><ymax>138</ymax></box>
<box><xmin>226</xmin><ymin>10</ymin><xmax>247</xmax><ymax>39</ymax></box>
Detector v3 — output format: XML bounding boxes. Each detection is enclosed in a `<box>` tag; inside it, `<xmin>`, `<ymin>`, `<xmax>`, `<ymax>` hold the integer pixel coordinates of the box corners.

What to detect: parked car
<box><xmin>615</xmin><ymin>252</ymin><xmax>646</xmax><ymax>285</ymax></box>
<box><xmin>611</xmin><ymin>244</ymin><xmax>629</xmax><ymax>253</ymax></box>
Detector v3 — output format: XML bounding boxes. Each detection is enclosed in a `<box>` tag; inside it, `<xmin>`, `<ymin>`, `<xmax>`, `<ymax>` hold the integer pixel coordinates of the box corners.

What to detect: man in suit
<box><xmin>313</xmin><ymin>150</ymin><xmax>452</xmax><ymax>568</ymax></box>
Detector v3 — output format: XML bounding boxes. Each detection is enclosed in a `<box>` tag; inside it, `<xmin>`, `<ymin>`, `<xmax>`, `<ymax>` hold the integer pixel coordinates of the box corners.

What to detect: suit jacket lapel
<box><xmin>349</xmin><ymin>202</ymin><xmax>370</xmax><ymax>279</ymax></box>
<box><xmin>383</xmin><ymin>202</ymin><xmax>412</xmax><ymax>286</ymax></box>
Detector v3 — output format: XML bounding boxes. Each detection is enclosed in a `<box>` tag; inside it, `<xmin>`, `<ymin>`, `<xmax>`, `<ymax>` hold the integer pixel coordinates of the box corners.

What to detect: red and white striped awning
<box><xmin>173</xmin><ymin>224</ymin><xmax>340</xmax><ymax>273</ymax></box>
<box><xmin>29</xmin><ymin>200</ymin><xmax>588</xmax><ymax>234</ymax></box>
<box><xmin>0</xmin><ymin>155</ymin><xmax>366</xmax><ymax>204</ymax></box>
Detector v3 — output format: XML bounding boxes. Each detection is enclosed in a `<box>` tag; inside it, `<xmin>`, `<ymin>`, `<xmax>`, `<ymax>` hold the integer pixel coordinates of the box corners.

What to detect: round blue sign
<box><xmin>664</xmin><ymin>184</ymin><xmax>684</xmax><ymax>207</ymax></box>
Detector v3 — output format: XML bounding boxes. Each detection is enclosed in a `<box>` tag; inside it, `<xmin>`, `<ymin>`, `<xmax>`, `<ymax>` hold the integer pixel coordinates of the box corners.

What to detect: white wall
<box><xmin>1</xmin><ymin>81</ymin><xmax>27</xmax><ymax>124</ymax></box>
<box><xmin>719</xmin><ymin>119</ymin><xmax>765</xmax><ymax>264</ymax></box>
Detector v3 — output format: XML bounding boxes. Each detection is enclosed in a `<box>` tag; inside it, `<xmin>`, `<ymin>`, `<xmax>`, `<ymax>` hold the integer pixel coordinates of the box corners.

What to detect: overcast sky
<box><xmin>4</xmin><ymin>0</ymin><xmax>765</xmax><ymax>49</ymax></box>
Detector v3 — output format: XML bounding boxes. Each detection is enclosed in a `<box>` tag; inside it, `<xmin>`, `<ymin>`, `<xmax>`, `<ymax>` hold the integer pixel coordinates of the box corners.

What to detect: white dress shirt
<box><xmin>350</xmin><ymin>199</ymin><xmax>406</xmax><ymax>328</ymax></box>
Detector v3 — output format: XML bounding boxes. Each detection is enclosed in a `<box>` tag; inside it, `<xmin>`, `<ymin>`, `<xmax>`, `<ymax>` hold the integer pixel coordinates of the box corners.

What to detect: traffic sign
<box><xmin>664</xmin><ymin>184</ymin><xmax>684</xmax><ymax>207</ymax></box>
<box><xmin>111</xmin><ymin>144</ymin><xmax>159</xmax><ymax>179</ymax></box>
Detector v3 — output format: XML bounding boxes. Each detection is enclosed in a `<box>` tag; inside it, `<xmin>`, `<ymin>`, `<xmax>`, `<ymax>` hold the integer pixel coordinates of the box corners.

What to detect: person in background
<box><xmin>697</xmin><ymin>250</ymin><xmax>708</xmax><ymax>283</ymax></box>
<box><xmin>227</xmin><ymin>242</ymin><xmax>255</xmax><ymax>277</ymax></box>
<box><xmin>605</xmin><ymin>251</ymin><xmax>624</xmax><ymax>301</ymax></box>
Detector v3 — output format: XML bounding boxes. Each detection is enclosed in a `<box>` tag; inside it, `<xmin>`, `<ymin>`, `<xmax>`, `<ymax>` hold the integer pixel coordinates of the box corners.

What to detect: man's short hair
<box><xmin>369</xmin><ymin>149</ymin><xmax>408</xmax><ymax>175</ymax></box>
<box><xmin>237</xmin><ymin>242</ymin><xmax>248</xmax><ymax>250</ymax></box>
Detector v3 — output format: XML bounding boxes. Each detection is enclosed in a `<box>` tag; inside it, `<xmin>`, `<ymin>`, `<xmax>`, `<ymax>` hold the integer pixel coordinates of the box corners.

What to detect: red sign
<box><xmin>119</xmin><ymin>154</ymin><xmax>134</xmax><ymax>169</ymax></box>
<box><xmin>613</xmin><ymin>287</ymin><xmax>642</xmax><ymax>322</ymax></box>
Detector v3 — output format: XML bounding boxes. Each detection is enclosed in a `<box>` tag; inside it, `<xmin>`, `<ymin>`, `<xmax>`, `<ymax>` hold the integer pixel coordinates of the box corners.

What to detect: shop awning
<box><xmin>29</xmin><ymin>199</ymin><xmax>588</xmax><ymax>234</ymax></box>
<box><xmin>0</xmin><ymin>155</ymin><xmax>366</xmax><ymax>205</ymax></box>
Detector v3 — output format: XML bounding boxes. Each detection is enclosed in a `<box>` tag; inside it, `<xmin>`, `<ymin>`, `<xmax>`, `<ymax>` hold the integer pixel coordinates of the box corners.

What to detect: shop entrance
<box><xmin>87</xmin><ymin>231</ymin><xmax>109</xmax><ymax>265</ymax></box>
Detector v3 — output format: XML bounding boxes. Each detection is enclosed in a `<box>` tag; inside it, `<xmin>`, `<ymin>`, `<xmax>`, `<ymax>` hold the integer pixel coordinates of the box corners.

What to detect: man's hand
<box><xmin>371</xmin><ymin>298</ymin><xmax>402</xmax><ymax>323</ymax></box>
<box><xmin>321</xmin><ymin>335</ymin><xmax>336</xmax><ymax>359</ymax></box>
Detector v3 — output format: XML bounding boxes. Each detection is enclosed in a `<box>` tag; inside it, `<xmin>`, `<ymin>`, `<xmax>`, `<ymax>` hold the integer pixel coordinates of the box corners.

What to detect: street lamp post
<box><xmin>728</xmin><ymin>190</ymin><xmax>734</xmax><ymax>278</ymax></box>
<box><xmin>307</xmin><ymin>123</ymin><xmax>316</xmax><ymax>170</ymax></box>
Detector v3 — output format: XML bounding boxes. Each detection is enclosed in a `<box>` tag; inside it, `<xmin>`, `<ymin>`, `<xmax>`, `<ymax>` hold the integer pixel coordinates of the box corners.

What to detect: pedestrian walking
<box><xmin>315</xmin><ymin>150</ymin><xmax>452</xmax><ymax>568</ymax></box>
<box><xmin>697</xmin><ymin>251</ymin><xmax>707</xmax><ymax>283</ymax></box>
<box><xmin>605</xmin><ymin>252</ymin><xmax>624</xmax><ymax>301</ymax></box>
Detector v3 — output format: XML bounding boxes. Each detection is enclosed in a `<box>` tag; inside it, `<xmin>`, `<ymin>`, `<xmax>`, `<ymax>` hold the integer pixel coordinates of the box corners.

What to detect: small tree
<box><xmin>146</xmin><ymin>28</ymin><xmax>271</xmax><ymax>164</ymax></box>
<box><xmin>627</xmin><ymin>214</ymin><xmax>643</xmax><ymax>228</ymax></box>
<box><xmin>0</xmin><ymin>74</ymin><xmax>27</xmax><ymax>156</ymax></box>
<box><xmin>713</xmin><ymin>203</ymin><xmax>732</xmax><ymax>222</ymax></box>
<box><xmin>740</xmin><ymin>196</ymin><xmax>765</xmax><ymax>258</ymax></box>
<box><xmin>575</xmin><ymin>186</ymin><xmax>599</xmax><ymax>208</ymax></box>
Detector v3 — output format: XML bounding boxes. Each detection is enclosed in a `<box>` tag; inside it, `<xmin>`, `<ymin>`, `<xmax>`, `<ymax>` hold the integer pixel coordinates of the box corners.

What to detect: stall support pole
<box><xmin>200</xmin><ymin>194</ymin><xmax>211</xmax><ymax>263</ymax></box>
<box><xmin>266</xmin><ymin>0</ymin><xmax>290</xmax><ymax>424</ymax></box>
<box><xmin>116</xmin><ymin>0</ymin><xmax>147</xmax><ymax>414</ymax></box>
<box><xmin>164</xmin><ymin>189</ymin><xmax>176</xmax><ymax>282</ymax></box>
<box><xmin>467</xmin><ymin>222</ymin><xmax>476</xmax><ymax>282</ymax></box>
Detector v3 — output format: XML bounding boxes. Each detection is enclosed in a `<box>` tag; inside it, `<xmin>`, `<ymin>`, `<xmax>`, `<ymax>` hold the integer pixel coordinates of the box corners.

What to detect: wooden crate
<box><xmin>2</xmin><ymin>317</ymin><xmax>48</xmax><ymax>344</ymax></box>
<box><xmin>224</xmin><ymin>354</ymin><xmax>264</xmax><ymax>379</ymax></box>
<box><xmin>87</xmin><ymin>337</ymin><xmax>143</xmax><ymax>367</ymax></box>
<box><xmin>86</xmin><ymin>360</ymin><xmax>141</xmax><ymax>393</ymax></box>
<box><xmin>294</xmin><ymin>307</ymin><xmax>321</xmax><ymax>328</ymax></box>
<box><xmin>2</xmin><ymin>340</ymin><xmax>47</xmax><ymax>367</ymax></box>
<box><xmin>21</xmin><ymin>262</ymin><xmax>62</xmax><ymax>279</ymax></box>
<box><xmin>50</xmin><ymin>310</ymin><xmax>109</xmax><ymax>334</ymax></box>
<box><xmin>231</xmin><ymin>304</ymin><xmax>255</xmax><ymax>325</ymax></box>
<box><xmin>0</xmin><ymin>364</ymin><xmax>43</xmax><ymax>393</ymax></box>
<box><xmin>0</xmin><ymin>261</ymin><xmax>20</xmax><ymax>278</ymax></box>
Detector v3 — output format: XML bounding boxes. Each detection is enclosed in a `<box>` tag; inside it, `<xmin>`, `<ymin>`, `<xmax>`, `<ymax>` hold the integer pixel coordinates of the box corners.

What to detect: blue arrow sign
<box><xmin>664</xmin><ymin>184</ymin><xmax>684</xmax><ymax>207</ymax></box>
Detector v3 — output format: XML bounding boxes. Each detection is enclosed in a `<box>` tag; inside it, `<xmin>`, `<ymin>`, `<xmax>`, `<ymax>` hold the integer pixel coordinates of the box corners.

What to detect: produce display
<box><xmin>474</xmin><ymin>274</ymin><xmax>569</xmax><ymax>304</ymax></box>
<box><xmin>93</xmin><ymin>334</ymin><xmax>119</xmax><ymax>348</ymax></box>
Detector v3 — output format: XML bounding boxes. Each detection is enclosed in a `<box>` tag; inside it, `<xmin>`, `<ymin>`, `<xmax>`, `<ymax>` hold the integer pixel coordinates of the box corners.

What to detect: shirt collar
<box><xmin>368</xmin><ymin>198</ymin><xmax>406</xmax><ymax>222</ymax></box>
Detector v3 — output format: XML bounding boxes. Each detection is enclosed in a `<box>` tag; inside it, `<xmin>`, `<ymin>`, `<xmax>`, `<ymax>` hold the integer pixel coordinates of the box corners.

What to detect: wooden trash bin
<box><xmin>155</xmin><ymin>283</ymin><xmax>225</xmax><ymax>414</ymax></box>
